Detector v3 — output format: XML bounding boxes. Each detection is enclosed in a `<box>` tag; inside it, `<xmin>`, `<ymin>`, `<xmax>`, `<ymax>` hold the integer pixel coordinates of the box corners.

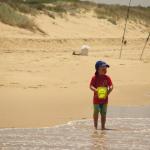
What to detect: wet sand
<box><xmin>0</xmin><ymin>106</ymin><xmax>150</xmax><ymax>150</ymax></box>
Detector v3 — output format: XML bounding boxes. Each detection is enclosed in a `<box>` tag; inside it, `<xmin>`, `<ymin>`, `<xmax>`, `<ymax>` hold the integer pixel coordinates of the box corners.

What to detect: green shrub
<box><xmin>0</xmin><ymin>3</ymin><xmax>34</xmax><ymax>30</ymax></box>
<box><xmin>9</xmin><ymin>3</ymin><xmax>37</xmax><ymax>15</ymax></box>
<box><xmin>47</xmin><ymin>5</ymin><xmax>66</xmax><ymax>13</ymax></box>
<box><xmin>107</xmin><ymin>18</ymin><xmax>117</xmax><ymax>25</ymax></box>
<box><xmin>25</xmin><ymin>0</ymin><xmax>79</xmax><ymax>4</ymax></box>
<box><xmin>94</xmin><ymin>4</ymin><xmax>150</xmax><ymax>26</ymax></box>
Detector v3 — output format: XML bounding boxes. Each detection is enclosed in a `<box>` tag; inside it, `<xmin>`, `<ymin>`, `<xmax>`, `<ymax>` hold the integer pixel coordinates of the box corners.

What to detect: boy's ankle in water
<box><xmin>101</xmin><ymin>127</ymin><xmax>106</xmax><ymax>130</ymax></box>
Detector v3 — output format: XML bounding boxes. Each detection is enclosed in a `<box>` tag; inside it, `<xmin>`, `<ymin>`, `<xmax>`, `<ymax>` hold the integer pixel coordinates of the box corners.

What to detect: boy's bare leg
<box><xmin>101</xmin><ymin>115</ymin><xmax>106</xmax><ymax>130</ymax></box>
<box><xmin>93</xmin><ymin>112</ymin><xmax>99</xmax><ymax>130</ymax></box>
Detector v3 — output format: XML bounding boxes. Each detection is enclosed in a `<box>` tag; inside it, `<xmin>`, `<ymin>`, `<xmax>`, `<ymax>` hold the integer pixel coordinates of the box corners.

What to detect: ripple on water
<box><xmin>0</xmin><ymin>118</ymin><xmax>150</xmax><ymax>150</ymax></box>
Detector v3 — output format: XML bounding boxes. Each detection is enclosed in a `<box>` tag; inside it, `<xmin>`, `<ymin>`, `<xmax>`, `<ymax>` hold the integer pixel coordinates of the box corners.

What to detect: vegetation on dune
<box><xmin>94</xmin><ymin>4</ymin><xmax>150</xmax><ymax>26</ymax></box>
<box><xmin>0</xmin><ymin>0</ymin><xmax>149</xmax><ymax>31</ymax></box>
<box><xmin>25</xmin><ymin>0</ymin><xmax>79</xmax><ymax>3</ymax></box>
<box><xmin>0</xmin><ymin>2</ymin><xmax>35</xmax><ymax>30</ymax></box>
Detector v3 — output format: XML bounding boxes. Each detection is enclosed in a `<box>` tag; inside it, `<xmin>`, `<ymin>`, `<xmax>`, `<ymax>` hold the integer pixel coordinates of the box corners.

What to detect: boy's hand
<box><xmin>94</xmin><ymin>88</ymin><xmax>99</xmax><ymax>98</ymax></box>
<box><xmin>94</xmin><ymin>88</ymin><xmax>98</xmax><ymax>93</ymax></box>
<box><xmin>108</xmin><ymin>85</ymin><xmax>113</xmax><ymax>95</ymax></box>
<box><xmin>90</xmin><ymin>85</ymin><xmax>98</xmax><ymax>93</ymax></box>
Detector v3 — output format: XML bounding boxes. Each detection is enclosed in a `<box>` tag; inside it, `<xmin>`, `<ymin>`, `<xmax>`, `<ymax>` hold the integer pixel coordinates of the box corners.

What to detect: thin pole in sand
<box><xmin>119</xmin><ymin>0</ymin><xmax>132</xmax><ymax>59</ymax></box>
<box><xmin>140</xmin><ymin>33</ymin><xmax>150</xmax><ymax>61</ymax></box>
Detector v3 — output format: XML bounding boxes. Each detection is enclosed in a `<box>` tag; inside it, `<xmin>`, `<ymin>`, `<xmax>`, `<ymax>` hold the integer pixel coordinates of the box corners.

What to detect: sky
<box><xmin>82</xmin><ymin>0</ymin><xmax>150</xmax><ymax>7</ymax></box>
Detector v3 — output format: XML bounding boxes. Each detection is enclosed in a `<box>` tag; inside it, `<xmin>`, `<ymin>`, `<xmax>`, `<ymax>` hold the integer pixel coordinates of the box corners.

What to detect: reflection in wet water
<box><xmin>91</xmin><ymin>131</ymin><xmax>107</xmax><ymax>150</ymax></box>
<box><xmin>0</xmin><ymin>118</ymin><xmax>150</xmax><ymax>150</ymax></box>
<box><xmin>90</xmin><ymin>118</ymin><xmax>150</xmax><ymax>150</ymax></box>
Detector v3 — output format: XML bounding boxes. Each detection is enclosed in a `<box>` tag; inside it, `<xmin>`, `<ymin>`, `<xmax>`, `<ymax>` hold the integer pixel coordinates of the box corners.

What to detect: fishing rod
<box><xmin>140</xmin><ymin>33</ymin><xmax>150</xmax><ymax>60</ymax></box>
<box><xmin>119</xmin><ymin>0</ymin><xmax>132</xmax><ymax>59</ymax></box>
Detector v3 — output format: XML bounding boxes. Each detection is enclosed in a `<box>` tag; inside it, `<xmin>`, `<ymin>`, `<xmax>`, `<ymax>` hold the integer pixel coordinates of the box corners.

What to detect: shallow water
<box><xmin>0</xmin><ymin>107</ymin><xmax>150</xmax><ymax>150</ymax></box>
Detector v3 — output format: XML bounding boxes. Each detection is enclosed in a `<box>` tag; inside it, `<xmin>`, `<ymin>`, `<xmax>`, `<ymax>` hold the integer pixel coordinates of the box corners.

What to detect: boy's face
<box><xmin>98</xmin><ymin>67</ymin><xmax>107</xmax><ymax>75</ymax></box>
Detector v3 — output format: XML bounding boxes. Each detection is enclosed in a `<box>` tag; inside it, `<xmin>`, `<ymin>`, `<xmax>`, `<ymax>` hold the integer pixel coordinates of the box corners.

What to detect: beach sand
<box><xmin>0</xmin><ymin>13</ymin><xmax>150</xmax><ymax>128</ymax></box>
<box><xmin>0</xmin><ymin>51</ymin><xmax>150</xmax><ymax>128</ymax></box>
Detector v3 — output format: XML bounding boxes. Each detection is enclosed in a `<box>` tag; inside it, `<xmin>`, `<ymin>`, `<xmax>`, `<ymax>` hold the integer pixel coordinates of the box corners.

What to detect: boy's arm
<box><xmin>108</xmin><ymin>84</ymin><xmax>113</xmax><ymax>95</ymax></box>
<box><xmin>90</xmin><ymin>85</ymin><xmax>97</xmax><ymax>92</ymax></box>
<box><xmin>89</xmin><ymin>76</ymin><xmax>97</xmax><ymax>92</ymax></box>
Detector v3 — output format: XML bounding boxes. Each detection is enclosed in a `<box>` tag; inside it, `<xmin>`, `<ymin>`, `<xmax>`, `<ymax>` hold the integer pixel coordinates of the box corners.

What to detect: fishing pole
<box><xmin>140</xmin><ymin>33</ymin><xmax>150</xmax><ymax>60</ymax></box>
<box><xmin>119</xmin><ymin>0</ymin><xmax>132</xmax><ymax>59</ymax></box>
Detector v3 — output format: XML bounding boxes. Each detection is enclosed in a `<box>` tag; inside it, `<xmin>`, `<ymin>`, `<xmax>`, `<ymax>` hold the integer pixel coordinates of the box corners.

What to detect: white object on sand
<box><xmin>72</xmin><ymin>45</ymin><xmax>90</xmax><ymax>56</ymax></box>
<box><xmin>80</xmin><ymin>45</ymin><xmax>90</xmax><ymax>56</ymax></box>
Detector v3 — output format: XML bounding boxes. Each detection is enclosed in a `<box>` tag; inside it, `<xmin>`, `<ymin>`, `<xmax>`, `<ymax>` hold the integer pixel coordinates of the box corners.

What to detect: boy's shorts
<box><xmin>93</xmin><ymin>104</ymin><xmax>107</xmax><ymax>116</ymax></box>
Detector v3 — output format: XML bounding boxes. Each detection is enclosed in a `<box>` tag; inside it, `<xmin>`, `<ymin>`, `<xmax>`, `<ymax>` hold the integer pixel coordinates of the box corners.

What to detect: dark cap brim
<box><xmin>101</xmin><ymin>64</ymin><xmax>110</xmax><ymax>68</ymax></box>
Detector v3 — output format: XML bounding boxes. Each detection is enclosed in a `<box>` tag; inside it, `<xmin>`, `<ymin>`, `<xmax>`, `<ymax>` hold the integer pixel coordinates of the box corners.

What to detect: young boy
<box><xmin>90</xmin><ymin>61</ymin><xmax>113</xmax><ymax>130</ymax></box>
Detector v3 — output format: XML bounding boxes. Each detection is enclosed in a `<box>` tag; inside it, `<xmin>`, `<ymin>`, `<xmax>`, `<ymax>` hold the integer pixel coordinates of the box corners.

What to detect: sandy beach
<box><xmin>0</xmin><ymin>8</ymin><xmax>150</xmax><ymax>128</ymax></box>
<box><xmin>0</xmin><ymin>45</ymin><xmax>150</xmax><ymax>128</ymax></box>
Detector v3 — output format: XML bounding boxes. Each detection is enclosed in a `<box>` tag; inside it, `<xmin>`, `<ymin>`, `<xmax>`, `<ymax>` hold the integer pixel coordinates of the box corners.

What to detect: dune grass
<box><xmin>0</xmin><ymin>0</ymin><xmax>149</xmax><ymax>30</ymax></box>
<box><xmin>94</xmin><ymin>4</ymin><xmax>150</xmax><ymax>25</ymax></box>
<box><xmin>9</xmin><ymin>2</ymin><xmax>37</xmax><ymax>15</ymax></box>
<box><xmin>25</xmin><ymin>0</ymin><xmax>79</xmax><ymax>3</ymax></box>
<box><xmin>0</xmin><ymin>2</ymin><xmax>35</xmax><ymax>30</ymax></box>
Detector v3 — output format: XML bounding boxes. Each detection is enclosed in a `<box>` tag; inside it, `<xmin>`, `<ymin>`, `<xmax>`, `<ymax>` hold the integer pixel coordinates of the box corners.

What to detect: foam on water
<box><xmin>0</xmin><ymin>118</ymin><xmax>150</xmax><ymax>150</ymax></box>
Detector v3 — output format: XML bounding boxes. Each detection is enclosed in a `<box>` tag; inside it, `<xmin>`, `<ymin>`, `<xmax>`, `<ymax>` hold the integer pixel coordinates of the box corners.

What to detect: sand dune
<box><xmin>0</xmin><ymin>12</ymin><xmax>149</xmax><ymax>39</ymax></box>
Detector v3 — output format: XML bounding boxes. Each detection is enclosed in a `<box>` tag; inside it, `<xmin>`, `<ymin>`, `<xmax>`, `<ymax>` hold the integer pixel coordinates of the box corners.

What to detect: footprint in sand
<box><xmin>143</xmin><ymin>61</ymin><xmax>150</xmax><ymax>63</ymax></box>
<box><xmin>0</xmin><ymin>84</ymin><xmax>5</xmax><ymax>87</ymax></box>
<box><xmin>60</xmin><ymin>86</ymin><xmax>68</xmax><ymax>89</ymax></box>
<box><xmin>26</xmin><ymin>84</ymin><xmax>45</xmax><ymax>89</ymax></box>
<box><xmin>4</xmin><ymin>50</ymin><xmax>13</xmax><ymax>53</ymax></box>
<box><xmin>29</xmin><ymin>86</ymin><xmax>39</xmax><ymax>89</ymax></box>
<box><xmin>27</xmin><ymin>70</ymin><xmax>32</xmax><ymax>73</ymax></box>
<box><xmin>37</xmin><ymin>84</ymin><xmax>45</xmax><ymax>87</ymax></box>
<box><xmin>119</xmin><ymin>63</ymin><xmax>125</xmax><ymax>66</ymax></box>
<box><xmin>70</xmin><ymin>81</ymin><xmax>77</xmax><ymax>84</ymax></box>
<box><xmin>8</xmin><ymin>69</ymin><xmax>22</xmax><ymax>72</ymax></box>
<box><xmin>81</xmin><ymin>118</ymin><xmax>87</xmax><ymax>120</ymax></box>
<box><xmin>43</xmin><ymin>56</ymin><xmax>50</xmax><ymax>59</ymax></box>
<box><xmin>9</xmin><ymin>82</ymin><xmax>19</xmax><ymax>85</ymax></box>
<box><xmin>104</xmin><ymin>55</ymin><xmax>110</xmax><ymax>58</ymax></box>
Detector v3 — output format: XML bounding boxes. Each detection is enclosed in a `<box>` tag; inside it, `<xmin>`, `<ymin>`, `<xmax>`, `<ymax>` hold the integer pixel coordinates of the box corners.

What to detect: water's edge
<box><xmin>0</xmin><ymin>106</ymin><xmax>150</xmax><ymax>150</ymax></box>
